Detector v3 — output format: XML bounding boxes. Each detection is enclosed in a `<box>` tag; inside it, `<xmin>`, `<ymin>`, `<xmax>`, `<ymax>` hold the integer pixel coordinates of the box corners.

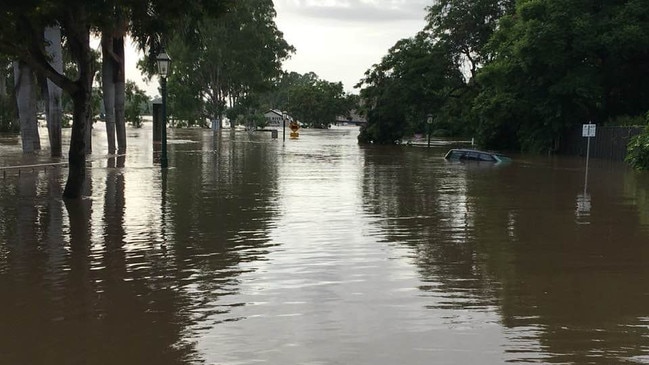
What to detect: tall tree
<box><xmin>44</xmin><ymin>25</ymin><xmax>63</xmax><ymax>157</ymax></box>
<box><xmin>0</xmin><ymin>59</ymin><xmax>7</xmax><ymax>98</ymax></box>
<box><xmin>101</xmin><ymin>5</ymin><xmax>128</xmax><ymax>155</ymax></box>
<box><xmin>425</xmin><ymin>0</ymin><xmax>515</xmax><ymax>81</ymax></box>
<box><xmin>101</xmin><ymin>32</ymin><xmax>117</xmax><ymax>154</ymax></box>
<box><xmin>473</xmin><ymin>0</ymin><xmax>649</xmax><ymax>152</ymax></box>
<box><xmin>0</xmin><ymin>58</ymin><xmax>18</xmax><ymax>133</ymax></box>
<box><xmin>13</xmin><ymin>61</ymin><xmax>40</xmax><ymax>153</ymax></box>
<box><xmin>124</xmin><ymin>80</ymin><xmax>149</xmax><ymax>127</ymax></box>
<box><xmin>0</xmin><ymin>0</ymin><xmax>232</xmax><ymax>198</ymax></box>
<box><xmin>165</xmin><ymin>0</ymin><xmax>293</xmax><ymax>126</ymax></box>
<box><xmin>285</xmin><ymin>73</ymin><xmax>349</xmax><ymax>129</ymax></box>
<box><xmin>357</xmin><ymin>34</ymin><xmax>465</xmax><ymax>144</ymax></box>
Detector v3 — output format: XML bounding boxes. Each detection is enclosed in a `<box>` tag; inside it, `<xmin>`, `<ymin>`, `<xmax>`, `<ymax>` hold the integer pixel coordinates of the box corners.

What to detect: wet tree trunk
<box><xmin>63</xmin><ymin>13</ymin><xmax>95</xmax><ymax>199</ymax></box>
<box><xmin>84</xmin><ymin>105</ymin><xmax>92</xmax><ymax>154</ymax></box>
<box><xmin>13</xmin><ymin>61</ymin><xmax>40</xmax><ymax>153</ymax></box>
<box><xmin>45</xmin><ymin>25</ymin><xmax>63</xmax><ymax>157</ymax></box>
<box><xmin>64</xmin><ymin>81</ymin><xmax>92</xmax><ymax>198</ymax></box>
<box><xmin>102</xmin><ymin>34</ymin><xmax>117</xmax><ymax>154</ymax></box>
<box><xmin>114</xmin><ymin>36</ymin><xmax>126</xmax><ymax>154</ymax></box>
<box><xmin>0</xmin><ymin>64</ymin><xmax>7</xmax><ymax>97</ymax></box>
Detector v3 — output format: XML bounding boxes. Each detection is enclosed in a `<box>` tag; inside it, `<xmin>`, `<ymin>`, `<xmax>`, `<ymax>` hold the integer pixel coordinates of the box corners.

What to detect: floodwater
<box><xmin>1</xmin><ymin>125</ymin><xmax>649</xmax><ymax>364</ymax></box>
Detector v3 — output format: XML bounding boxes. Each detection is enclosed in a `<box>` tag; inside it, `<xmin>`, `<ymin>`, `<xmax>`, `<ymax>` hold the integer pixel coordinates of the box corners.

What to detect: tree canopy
<box><xmin>160</xmin><ymin>0</ymin><xmax>293</xmax><ymax>126</ymax></box>
<box><xmin>357</xmin><ymin>34</ymin><xmax>465</xmax><ymax>144</ymax></box>
<box><xmin>0</xmin><ymin>0</ymin><xmax>232</xmax><ymax>198</ymax></box>
<box><xmin>357</xmin><ymin>0</ymin><xmax>649</xmax><ymax>153</ymax></box>
<box><xmin>284</xmin><ymin>72</ymin><xmax>351</xmax><ymax>129</ymax></box>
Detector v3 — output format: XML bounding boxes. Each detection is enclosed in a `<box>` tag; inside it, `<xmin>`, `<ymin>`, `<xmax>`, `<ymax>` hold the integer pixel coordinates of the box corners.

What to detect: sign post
<box><xmin>582</xmin><ymin>122</ymin><xmax>596</xmax><ymax>194</ymax></box>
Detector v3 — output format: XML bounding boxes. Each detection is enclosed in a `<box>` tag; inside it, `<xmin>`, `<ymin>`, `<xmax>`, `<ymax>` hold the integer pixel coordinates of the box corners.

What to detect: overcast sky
<box><xmin>273</xmin><ymin>0</ymin><xmax>429</xmax><ymax>93</ymax></box>
<box><xmin>127</xmin><ymin>0</ymin><xmax>429</xmax><ymax>97</ymax></box>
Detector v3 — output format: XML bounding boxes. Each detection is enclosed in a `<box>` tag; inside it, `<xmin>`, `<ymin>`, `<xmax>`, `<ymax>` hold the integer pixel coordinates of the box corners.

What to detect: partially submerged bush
<box><xmin>626</xmin><ymin>127</ymin><xmax>649</xmax><ymax>170</ymax></box>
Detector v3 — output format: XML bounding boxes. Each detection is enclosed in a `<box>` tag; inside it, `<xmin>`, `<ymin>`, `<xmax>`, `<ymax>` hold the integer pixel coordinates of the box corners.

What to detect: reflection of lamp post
<box><xmin>427</xmin><ymin>114</ymin><xmax>433</xmax><ymax>148</ymax></box>
<box><xmin>282</xmin><ymin>111</ymin><xmax>287</xmax><ymax>142</ymax></box>
<box><xmin>157</xmin><ymin>50</ymin><xmax>172</xmax><ymax>168</ymax></box>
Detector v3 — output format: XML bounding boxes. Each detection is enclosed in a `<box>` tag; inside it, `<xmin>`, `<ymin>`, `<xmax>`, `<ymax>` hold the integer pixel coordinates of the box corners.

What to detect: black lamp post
<box><xmin>157</xmin><ymin>50</ymin><xmax>172</xmax><ymax>168</ymax></box>
<box><xmin>282</xmin><ymin>111</ymin><xmax>287</xmax><ymax>142</ymax></box>
<box><xmin>427</xmin><ymin>114</ymin><xmax>433</xmax><ymax>148</ymax></box>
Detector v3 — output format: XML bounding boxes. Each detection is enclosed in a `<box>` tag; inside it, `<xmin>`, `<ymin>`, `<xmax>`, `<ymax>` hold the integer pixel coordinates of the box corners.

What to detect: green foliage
<box><xmin>226</xmin><ymin>94</ymin><xmax>263</xmax><ymax>127</ymax></box>
<box><xmin>256</xmin><ymin>71</ymin><xmax>355</xmax><ymax>129</ymax></box>
<box><xmin>610</xmin><ymin>115</ymin><xmax>645</xmax><ymax>127</ymax></box>
<box><xmin>357</xmin><ymin>34</ymin><xmax>466</xmax><ymax>144</ymax></box>
<box><xmin>62</xmin><ymin>113</ymin><xmax>71</xmax><ymax>128</ymax></box>
<box><xmin>626</xmin><ymin>126</ymin><xmax>649</xmax><ymax>170</ymax></box>
<box><xmin>125</xmin><ymin>81</ymin><xmax>149</xmax><ymax>128</ymax></box>
<box><xmin>357</xmin><ymin>0</ymin><xmax>649</xmax><ymax>153</ymax></box>
<box><xmin>425</xmin><ymin>0</ymin><xmax>515</xmax><ymax>79</ymax></box>
<box><xmin>164</xmin><ymin>0</ymin><xmax>293</xmax><ymax>124</ymax></box>
<box><xmin>167</xmin><ymin>69</ymin><xmax>205</xmax><ymax>126</ymax></box>
<box><xmin>474</xmin><ymin>0</ymin><xmax>649</xmax><ymax>152</ymax></box>
<box><xmin>286</xmin><ymin>74</ymin><xmax>349</xmax><ymax>129</ymax></box>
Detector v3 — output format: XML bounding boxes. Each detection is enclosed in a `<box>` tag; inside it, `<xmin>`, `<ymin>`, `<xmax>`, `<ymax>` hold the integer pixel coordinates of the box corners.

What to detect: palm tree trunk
<box><xmin>102</xmin><ymin>34</ymin><xmax>117</xmax><ymax>154</ymax></box>
<box><xmin>45</xmin><ymin>25</ymin><xmax>63</xmax><ymax>157</ymax></box>
<box><xmin>114</xmin><ymin>36</ymin><xmax>127</xmax><ymax>154</ymax></box>
<box><xmin>13</xmin><ymin>61</ymin><xmax>40</xmax><ymax>153</ymax></box>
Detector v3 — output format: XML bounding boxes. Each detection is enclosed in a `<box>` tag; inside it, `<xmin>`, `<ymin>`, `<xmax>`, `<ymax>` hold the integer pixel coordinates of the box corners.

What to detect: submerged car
<box><xmin>444</xmin><ymin>148</ymin><xmax>511</xmax><ymax>163</ymax></box>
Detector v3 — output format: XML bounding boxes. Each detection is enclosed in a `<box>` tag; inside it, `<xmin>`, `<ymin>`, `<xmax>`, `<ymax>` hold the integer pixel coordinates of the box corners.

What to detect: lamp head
<box><xmin>156</xmin><ymin>50</ymin><xmax>172</xmax><ymax>78</ymax></box>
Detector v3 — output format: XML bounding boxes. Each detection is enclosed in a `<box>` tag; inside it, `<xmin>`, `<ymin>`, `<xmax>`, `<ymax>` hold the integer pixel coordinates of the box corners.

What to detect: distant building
<box><xmin>334</xmin><ymin>110</ymin><xmax>367</xmax><ymax>126</ymax></box>
<box><xmin>264</xmin><ymin>109</ymin><xmax>292</xmax><ymax>126</ymax></box>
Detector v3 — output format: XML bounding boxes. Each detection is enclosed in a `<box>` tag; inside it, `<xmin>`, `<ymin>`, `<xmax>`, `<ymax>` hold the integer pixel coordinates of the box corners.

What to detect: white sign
<box><xmin>582</xmin><ymin>123</ymin><xmax>596</xmax><ymax>137</ymax></box>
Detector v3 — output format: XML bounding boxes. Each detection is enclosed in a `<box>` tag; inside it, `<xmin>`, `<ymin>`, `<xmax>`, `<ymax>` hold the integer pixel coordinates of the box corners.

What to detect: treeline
<box><xmin>0</xmin><ymin>0</ymin><xmax>234</xmax><ymax>198</ymax></box>
<box><xmin>357</xmin><ymin>0</ymin><xmax>649</xmax><ymax>154</ymax></box>
<box><xmin>0</xmin><ymin>0</ymin><xmax>356</xmax><ymax>198</ymax></box>
<box><xmin>161</xmin><ymin>0</ymin><xmax>354</xmax><ymax>129</ymax></box>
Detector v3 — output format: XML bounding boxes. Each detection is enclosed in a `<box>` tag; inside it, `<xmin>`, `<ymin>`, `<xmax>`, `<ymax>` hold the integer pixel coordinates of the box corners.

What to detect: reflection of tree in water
<box><xmin>0</xmin><ymin>132</ymin><xmax>280</xmax><ymax>364</ymax></box>
<box><xmin>623</xmin><ymin>169</ymin><xmax>649</xmax><ymax>227</ymax></box>
<box><xmin>488</xmin><ymin>161</ymin><xmax>649</xmax><ymax>364</ymax></box>
<box><xmin>0</xmin><ymin>165</ymin><xmax>198</xmax><ymax>364</ymax></box>
<box><xmin>360</xmin><ymin>146</ymin><xmax>500</xmax><ymax>310</ymax></box>
<box><xmin>164</xmin><ymin>132</ymin><xmax>279</xmax><ymax>327</ymax></box>
<box><xmin>361</xmin><ymin>148</ymin><xmax>649</xmax><ymax>363</ymax></box>
<box><xmin>0</xmin><ymin>169</ymin><xmax>68</xmax><ymax>363</ymax></box>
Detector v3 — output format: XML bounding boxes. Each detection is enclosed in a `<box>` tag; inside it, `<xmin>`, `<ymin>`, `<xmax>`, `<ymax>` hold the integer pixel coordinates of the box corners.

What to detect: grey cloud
<box><xmin>277</xmin><ymin>0</ymin><xmax>429</xmax><ymax>22</ymax></box>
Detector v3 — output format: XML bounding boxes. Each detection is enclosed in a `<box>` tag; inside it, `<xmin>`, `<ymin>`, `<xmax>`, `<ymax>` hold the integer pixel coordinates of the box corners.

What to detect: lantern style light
<box><xmin>156</xmin><ymin>51</ymin><xmax>172</xmax><ymax>78</ymax></box>
<box><xmin>157</xmin><ymin>49</ymin><xmax>172</xmax><ymax>168</ymax></box>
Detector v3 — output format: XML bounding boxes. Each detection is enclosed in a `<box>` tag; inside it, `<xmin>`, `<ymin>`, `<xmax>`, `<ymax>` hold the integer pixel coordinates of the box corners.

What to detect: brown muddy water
<box><xmin>1</xmin><ymin>125</ymin><xmax>649</xmax><ymax>364</ymax></box>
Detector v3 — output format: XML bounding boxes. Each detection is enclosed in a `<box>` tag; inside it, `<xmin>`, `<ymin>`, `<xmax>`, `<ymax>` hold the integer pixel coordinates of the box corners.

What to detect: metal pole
<box><xmin>161</xmin><ymin>76</ymin><xmax>168</xmax><ymax>168</ymax></box>
<box><xmin>283</xmin><ymin>115</ymin><xmax>286</xmax><ymax>142</ymax></box>
<box><xmin>584</xmin><ymin>134</ymin><xmax>591</xmax><ymax>194</ymax></box>
<box><xmin>426</xmin><ymin>114</ymin><xmax>433</xmax><ymax>148</ymax></box>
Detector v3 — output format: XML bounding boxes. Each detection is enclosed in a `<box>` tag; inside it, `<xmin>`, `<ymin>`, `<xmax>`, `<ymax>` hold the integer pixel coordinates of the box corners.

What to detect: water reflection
<box><xmin>575</xmin><ymin>192</ymin><xmax>591</xmax><ymax>223</ymax></box>
<box><xmin>1</xmin><ymin>127</ymin><xmax>649</xmax><ymax>364</ymax></box>
<box><xmin>361</xmin><ymin>149</ymin><xmax>649</xmax><ymax>363</ymax></box>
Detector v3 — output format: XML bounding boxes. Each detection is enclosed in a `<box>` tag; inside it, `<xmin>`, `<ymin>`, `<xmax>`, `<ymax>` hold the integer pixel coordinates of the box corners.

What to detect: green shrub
<box><xmin>626</xmin><ymin>127</ymin><xmax>649</xmax><ymax>170</ymax></box>
<box><xmin>125</xmin><ymin>105</ymin><xmax>143</xmax><ymax>128</ymax></box>
<box><xmin>610</xmin><ymin>114</ymin><xmax>645</xmax><ymax>126</ymax></box>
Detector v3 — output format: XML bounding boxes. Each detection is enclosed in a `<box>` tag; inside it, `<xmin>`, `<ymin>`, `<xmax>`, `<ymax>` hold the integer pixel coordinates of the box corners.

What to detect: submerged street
<box><xmin>1</xmin><ymin>125</ymin><xmax>649</xmax><ymax>364</ymax></box>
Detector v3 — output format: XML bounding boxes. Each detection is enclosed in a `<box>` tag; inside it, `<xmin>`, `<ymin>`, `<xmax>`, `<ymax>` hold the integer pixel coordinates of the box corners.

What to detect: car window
<box><xmin>448</xmin><ymin>150</ymin><xmax>464</xmax><ymax>159</ymax></box>
<box><xmin>479</xmin><ymin>153</ymin><xmax>496</xmax><ymax>161</ymax></box>
<box><xmin>466</xmin><ymin>151</ymin><xmax>480</xmax><ymax>160</ymax></box>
